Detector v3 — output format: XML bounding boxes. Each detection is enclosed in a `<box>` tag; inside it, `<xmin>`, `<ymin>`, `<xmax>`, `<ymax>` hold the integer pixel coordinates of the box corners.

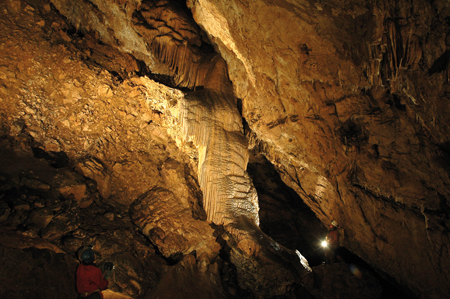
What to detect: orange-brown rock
<box><xmin>187</xmin><ymin>1</ymin><xmax>450</xmax><ymax>298</ymax></box>
<box><xmin>147</xmin><ymin>253</ymin><xmax>228</xmax><ymax>299</ymax></box>
<box><xmin>1</xmin><ymin>0</ymin><xmax>450</xmax><ymax>298</ymax></box>
<box><xmin>130</xmin><ymin>186</ymin><xmax>220</xmax><ymax>260</ymax></box>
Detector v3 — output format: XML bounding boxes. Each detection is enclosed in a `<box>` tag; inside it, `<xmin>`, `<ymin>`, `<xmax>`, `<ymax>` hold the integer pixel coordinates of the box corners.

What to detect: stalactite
<box><xmin>368</xmin><ymin>16</ymin><xmax>423</xmax><ymax>91</ymax></box>
<box><xmin>178</xmin><ymin>81</ymin><xmax>260</xmax><ymax>226</ymax></box>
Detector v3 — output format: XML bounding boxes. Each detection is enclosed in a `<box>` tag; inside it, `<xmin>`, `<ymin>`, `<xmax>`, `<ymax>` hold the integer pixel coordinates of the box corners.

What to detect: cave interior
<box><xmin>0</xmin><ymin>0</ymin><xmax>450</xmax><ymax>299</ymax></box>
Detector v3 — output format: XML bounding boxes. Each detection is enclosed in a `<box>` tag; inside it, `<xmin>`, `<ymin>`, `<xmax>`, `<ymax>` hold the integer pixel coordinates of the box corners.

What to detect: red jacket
<box><xmin>76</xmin><ymin>264</ymin><xmax>109</xmax><ymax>298</ymax></box>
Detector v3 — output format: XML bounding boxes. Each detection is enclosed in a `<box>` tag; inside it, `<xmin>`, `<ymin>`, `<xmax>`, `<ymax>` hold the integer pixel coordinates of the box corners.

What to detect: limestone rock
<box><xmin>76</xmin><ymin>158</ymin><xmax>111</xmax><ymax>199</ymax></box>
<box><xmin>187</xmin><ymin>1</ymin><xmax>450</xmax><ymax>298</ymax></box>
<box><xmin>130</xmin><ymin>187</ymin><xmax>220</xmax><ymax>260</ymax></box>
<box><xmin>147</xmin><ymin>253</ymin><xmax>228</xmax><ymax>299</ymax></box>
<box><xmin>21</xmin><ymin>177</ymin><xmax>51</xmax><ymax>191</ymax></box>
<box><xmin>41</xmin><ymin>210</ymin><xmax>80</xmax><ymax>241</ymax></box>
<box><xmin>29</xmin><ymin>208</ymin><xmax>53</xmax><ymax>229</ymax></box>
<box><xmin>226</xmin><ymin>216</ymin><xmax>312</xmax><ymax>297</ymax></box>
<box><xmin>12</xmin><ymin>201</ymin><xmax>30</xmax><ymax>211</ymax></box>
<box><xmin>0</xmin><ymin>244</ymin><xmax>78</xmax><ymax>299</ymax></box>
<box><xmin>54</xmin><ymin>170</ymin><xmax>87</xmax><ymax>203</ymax></box>
<box><xmin>1</xmin><ymin>0</ymin><xmax>450</xmax><ymax>298</ymax></box>
<box><xmin>0</xmin><ymin>201</ymin><xmax>10</xmax><ymax>223</ymax></box>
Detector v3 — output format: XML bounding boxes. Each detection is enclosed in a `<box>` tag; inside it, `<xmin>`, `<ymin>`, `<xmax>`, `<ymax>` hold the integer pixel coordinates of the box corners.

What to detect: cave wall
<box><xmin>0</xmin><ymin>1</ymin><xmax>221</xmax><ymax>257</ymax></box>
<box><xmin>187</xmin><ymin>0</ymin><xmax>450</xmax><ymax>298</ymax></box>
<box><xmin>1</xmin><ymin>0</ymin><xmax>450</xmax><ymax>298</ymax></box>
<box><xmin>0</xmin><ymin>1</ymin><xmax>223</xmax><ymax>296</ymax></box>
<box><xmin>0</xmin><ymin>0</ymin><xmax>307</xmax><ymax>297</ymax></box>
<box><xmin>49</xmin><ymin>0</ymin><xmax>265</xmax><ymax>230</ymax></box>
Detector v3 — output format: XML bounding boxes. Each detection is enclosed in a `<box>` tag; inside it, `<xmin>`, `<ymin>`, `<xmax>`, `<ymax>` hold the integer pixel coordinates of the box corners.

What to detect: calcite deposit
<box><xmin>0</xmin><ymin>0</ymin><xmax>450</xmax><ymax>299</ymax></box>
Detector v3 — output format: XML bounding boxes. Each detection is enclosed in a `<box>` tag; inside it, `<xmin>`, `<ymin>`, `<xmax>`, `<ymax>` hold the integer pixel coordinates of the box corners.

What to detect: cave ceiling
<box><xmin>1</xmin><ymin>0</ymin><xmax>450</xmax><ymax>298</ymax></box>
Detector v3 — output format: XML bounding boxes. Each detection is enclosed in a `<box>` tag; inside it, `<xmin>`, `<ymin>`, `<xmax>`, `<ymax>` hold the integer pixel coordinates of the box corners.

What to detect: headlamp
<box><xmin>321</xmin><ymin>240</ymin><xmax>328</xmax><ymax>247</ymax></box>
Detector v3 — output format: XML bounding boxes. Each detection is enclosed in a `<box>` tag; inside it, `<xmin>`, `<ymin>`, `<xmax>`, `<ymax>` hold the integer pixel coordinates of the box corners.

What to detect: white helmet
<box><xmin>331</xmin><ymin>220</ymin><xmax>339</xmax><ymax>227</ymax></box>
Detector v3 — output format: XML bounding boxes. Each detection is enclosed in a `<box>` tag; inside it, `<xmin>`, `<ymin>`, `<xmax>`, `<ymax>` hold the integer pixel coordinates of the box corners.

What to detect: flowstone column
<box><xmin>178</xmin><ymin>54</ymin><xmax>311</xmax><ymax>297</ymax></box>
<box><xmin>179</xmin><ymin>55</ymin><xmax>260</xmax><ymax>227</ymax></box>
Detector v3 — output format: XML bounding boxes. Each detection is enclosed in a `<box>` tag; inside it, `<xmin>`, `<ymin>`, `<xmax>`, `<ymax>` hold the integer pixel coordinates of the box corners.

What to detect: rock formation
<box><xmin>0</xmin><ymin>0</ymin><xmax>450</xmax><ymax>298</ymax></box>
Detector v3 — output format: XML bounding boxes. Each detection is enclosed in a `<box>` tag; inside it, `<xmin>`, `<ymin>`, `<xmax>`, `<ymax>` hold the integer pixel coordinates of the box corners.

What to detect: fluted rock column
<box><xmin>179</xmin><ymin>55</ymin><xmax>260</xmax><ymax>226</ymax></box>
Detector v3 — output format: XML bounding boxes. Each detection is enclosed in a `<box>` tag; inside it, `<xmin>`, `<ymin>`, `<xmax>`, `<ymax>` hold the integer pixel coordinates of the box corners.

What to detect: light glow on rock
<box><xmin>296</xmin><ymin>249</ymin><xmax>312</xmax><ymax>272</ymax></box>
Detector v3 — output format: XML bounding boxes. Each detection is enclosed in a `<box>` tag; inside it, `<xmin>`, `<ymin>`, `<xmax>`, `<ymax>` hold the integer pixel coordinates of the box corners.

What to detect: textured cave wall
<box><xmin>0</xmin><ymin>9</ymin><xmax>221</xmax><ymax>258</ymax></box>
<box><xmin>2</xmin><ymin>0</ymin><xmax>450</xmax><ymax>298</ymax></box>
<box><xmin>48</xmin><ymin>0</ymin><xmax>263</xmax><ymax>231</ymax></box>
<box><xmin>38</xmin><ymin>3</ymin><xmax>314</xmax><ymax>296</ymax></box>
<box><xmin>0</xmin><ymin>137</ymin><xmax>169</xmax><ymax>298</ymax></box>
<box><xmin>187</xmin><ymin>0</ymin><xmax>450</xmax><ymax>298</ymax></box>
<box><xmin>0</xmin><ymin>0</ymin><xmax>311</xmax><ymax>298</ymax></box>
<box><xmin>0</xmin><ymin>1</ymin><xmax>225</xmax><ymax>296</ymax></box>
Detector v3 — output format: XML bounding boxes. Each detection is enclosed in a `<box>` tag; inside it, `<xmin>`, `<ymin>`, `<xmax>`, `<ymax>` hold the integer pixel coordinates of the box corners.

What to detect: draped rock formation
<box><xmin>1</xmin><ymin>0</ymin><xmax>450</xmax><ymax>299</ymax></box>
<box><xmin>51</xmin><ymin>0</ymin><xmax>263</xmax><ymax>230</ymax></box>
<box><xmin>187</xmin><ymin>1</ymin><xmax>450</xmax><ymax>298</ymax></box>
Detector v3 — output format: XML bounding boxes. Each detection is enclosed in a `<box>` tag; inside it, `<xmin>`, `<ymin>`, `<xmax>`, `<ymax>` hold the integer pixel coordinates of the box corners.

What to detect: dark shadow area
<box><xmin>336</xmin><ymin>118</ymin><xmax>369</xmax><ymax>150</ymax></box>
<box><xmin>246</xmin><ymin>152</ymin><xmax>327</xmax><ymax>267</ymax></box>
<box><xmin>31</xmin><ymin>147</ymin><xmax>70</xmax><ymax>168</ymax></box>
<box><xmin>335</xmin><ymin>247</ymin><xmax>418</xmax><ymax>299</ymax></box>
<box><xmin>212</xmin><ymin>225</ymin><xmax>256</xmax><ymax>299</ymax></box>
<box><xmin>247</xmin><ymin>150</ymin><xmax>417</xmax><ymax>298</ymax></box>
<box><xmin>434</xmin><ymin>141</ymin><xmax>450</xmax><ymax>175</ymax></box>
<box><xmin>428</xmin><ymin>50</ymin><xmax>450</xmax><ymax>75</ymax></box>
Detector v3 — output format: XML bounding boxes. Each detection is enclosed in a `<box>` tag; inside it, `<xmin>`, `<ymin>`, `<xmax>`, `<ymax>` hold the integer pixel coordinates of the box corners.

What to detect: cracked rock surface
<box><xmin>1</xmin><ymin>0</ymin><xmax>450</xmax><ymax>299</ymax></box>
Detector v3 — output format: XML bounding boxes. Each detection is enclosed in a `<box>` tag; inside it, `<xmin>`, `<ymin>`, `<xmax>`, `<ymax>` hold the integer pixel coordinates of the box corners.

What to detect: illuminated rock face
<box><xmin>51</xmin><ymin>0</ymin><xmax>261</xmax><ymax>228</ymax></box>
<box><xmin>187</xmin><ymin>1</ymin><xmax>450</xmax><ymax>298</ymax></box>
<box><xmin>1</xmin><ymin>0</ymin><xmax>450</xmax><ymax>298</ymax></box>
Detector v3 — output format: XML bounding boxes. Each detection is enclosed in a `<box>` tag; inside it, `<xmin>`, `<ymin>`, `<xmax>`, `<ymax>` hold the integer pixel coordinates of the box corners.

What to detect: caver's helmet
<box><xmin>331</xmin><ymin>220</ymin><xmax>339</xmax><ymax>227</ymax></box>
<box><xmin>79</xmin><ymin>245</ymin><xmax>95</xmax><ymax>264</ymax></box>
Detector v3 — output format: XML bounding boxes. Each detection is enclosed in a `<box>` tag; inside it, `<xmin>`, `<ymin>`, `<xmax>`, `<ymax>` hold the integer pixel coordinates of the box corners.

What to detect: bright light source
<box><xmin>321</xmin><ymin>240</ymin><xmax>328</xmax><ymax>247</ymax></box>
